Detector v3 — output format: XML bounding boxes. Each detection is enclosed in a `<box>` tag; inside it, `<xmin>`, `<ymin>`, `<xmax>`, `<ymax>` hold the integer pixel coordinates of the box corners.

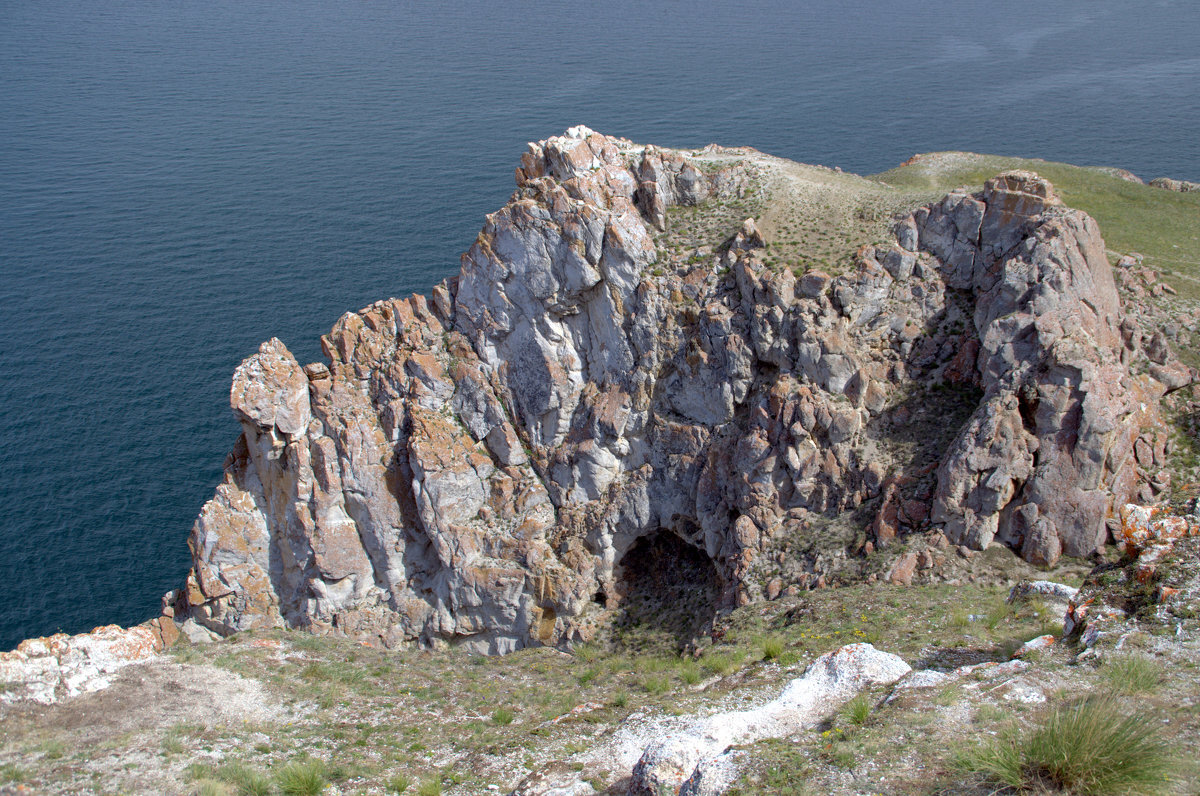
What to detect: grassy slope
<box><xmin>0</xmin><ymin>582</ymin><xmax>1125</xmax><ymax>795</ymax></box>
<box><xmin>4</xmin><ymin>578</ymin><xmax>1195</xmax><ymax>794</ymax></box>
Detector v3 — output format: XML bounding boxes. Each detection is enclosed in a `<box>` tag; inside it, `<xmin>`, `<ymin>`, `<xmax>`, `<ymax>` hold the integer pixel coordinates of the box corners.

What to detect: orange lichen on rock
<box><xmin>1118</xmin><ymin>503</ymin><xmax>1199</xmax><ymax>554</ymax></box>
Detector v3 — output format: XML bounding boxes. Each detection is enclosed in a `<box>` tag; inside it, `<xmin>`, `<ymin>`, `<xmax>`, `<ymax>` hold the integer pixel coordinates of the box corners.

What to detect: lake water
<box><xmin>2</xmin><ymin>0</ymin><xmax>1198</xmax><ymax>649</ymax></box>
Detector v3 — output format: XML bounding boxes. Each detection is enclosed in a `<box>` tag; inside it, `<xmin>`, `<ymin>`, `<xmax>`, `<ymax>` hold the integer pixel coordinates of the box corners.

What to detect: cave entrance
<box><xmin>611</xmin><ymin>530</ymin><xmax>721</xmax><ymax>652</ymax></box>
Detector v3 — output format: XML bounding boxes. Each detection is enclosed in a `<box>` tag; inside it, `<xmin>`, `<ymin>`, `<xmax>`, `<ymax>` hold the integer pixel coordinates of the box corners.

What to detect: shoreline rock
<box><xmin>164</xmin><ymin>129</ymin><xmax>1174</xmax><ymax>654</ymax></box>
<box><xmin>0</xmin><ymin>621</ymin><xmax>171</xmax><ymax>704</ymax></box>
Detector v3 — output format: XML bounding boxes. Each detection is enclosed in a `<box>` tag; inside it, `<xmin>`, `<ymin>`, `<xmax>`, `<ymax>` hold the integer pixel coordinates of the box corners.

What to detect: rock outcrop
<box><xmin>629</xmin><ymin>643</ymin><xmax>910</xmax><ymax>795</ymax></box>
<box><xmin>915</xmin><ymin>172</ymin><xmax>1166</xmax><ymax>563</ymax></box>
<box><xmin>1149</xmin><ymin>176</ymin><xmax>1200</xmax><ymax>193</ymax></box>
<box><xmin>172</xmin><ymin>128</ymin><xmax>1171</xmax><ymax>652</ymax></box>
<box><xmin>0</xmin><ymin>622</ymin><xmax>170</xmax><ymax>704</ymax></box>
<box><xmin>1064</xmin><ymin>499</ymin><xmax>1200</xmax><ymax>653</ymax></box>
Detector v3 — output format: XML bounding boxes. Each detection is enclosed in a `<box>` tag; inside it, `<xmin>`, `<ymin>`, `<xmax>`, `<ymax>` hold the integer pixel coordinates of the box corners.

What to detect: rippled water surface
<box><xmin>2</xmin><ymin>0</ymin><xmax>1198</xmax><ymax>649</ymax></box>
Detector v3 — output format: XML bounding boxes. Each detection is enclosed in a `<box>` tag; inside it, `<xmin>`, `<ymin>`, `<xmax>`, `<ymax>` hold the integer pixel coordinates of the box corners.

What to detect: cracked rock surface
<box><xmin>171</xmin><ymin>128</ymin><xmax>1176</xmax><ymax>653</ymax></box>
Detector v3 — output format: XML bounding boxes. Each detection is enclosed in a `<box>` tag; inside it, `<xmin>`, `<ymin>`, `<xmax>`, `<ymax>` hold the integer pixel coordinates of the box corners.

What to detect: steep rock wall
<box><xmin>174</xmin><ymin>128</ymin><xmax>1172</xmax><ymax>652</ymax></box>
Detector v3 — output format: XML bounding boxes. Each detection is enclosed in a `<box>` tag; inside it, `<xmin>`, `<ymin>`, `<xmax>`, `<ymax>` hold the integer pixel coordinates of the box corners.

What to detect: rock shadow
<box><xmin>611</xmin><ymin>531</ymin><xmax>721</xmax><ymax>652</ymax></box>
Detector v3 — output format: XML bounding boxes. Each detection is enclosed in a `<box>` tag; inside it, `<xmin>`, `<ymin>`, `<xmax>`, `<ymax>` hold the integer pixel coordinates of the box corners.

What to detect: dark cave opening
<box><xmin>1017</xmin><ymin>384</ymin><xmax>1039</xmax><ymax>432</ymax></box>
<box><xmin>611</xmin><ymin>530</ymin><xmax>721</xmax><ymax>651</ymax></box>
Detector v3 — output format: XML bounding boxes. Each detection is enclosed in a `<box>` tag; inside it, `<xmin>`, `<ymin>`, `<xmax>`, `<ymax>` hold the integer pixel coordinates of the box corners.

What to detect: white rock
<box><xmin>629</xmin><ymin>644</ymin><xmax>910</xmax><ymax>795</ymax></box>
<box><xmin>1012</xmin><ymin>634</ymin><xmax>1056</xmax><ymax>658</ymax></box>
<box><xmin>679</xmin><ymin>749</ymin><xmax>747</xmax><ymax>796</ymax></box>
<box><xmin>1007</xmin><ymin>580</ymin><xmax>1079</xmax><ymax>603</ymax></box>
<box><xmin>0</xmin><ymin>625</ymin><xmax>161</xmax><ymax>704</ymax></box>
<box><xmin>893</xmin><ymin>669</ymin><xmax>951</xmax><ymax>690</ymax></box>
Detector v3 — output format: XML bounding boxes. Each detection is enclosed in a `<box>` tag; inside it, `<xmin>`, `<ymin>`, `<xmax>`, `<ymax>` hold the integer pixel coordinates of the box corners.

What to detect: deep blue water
<box><xmin>2</xmin><ymin>0</ymin><xmax>1198</xmax><ymax>650</ymax></box>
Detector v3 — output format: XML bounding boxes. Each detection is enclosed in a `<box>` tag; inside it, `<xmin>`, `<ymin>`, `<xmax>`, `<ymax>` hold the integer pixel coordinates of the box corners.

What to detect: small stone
<box><xmin>888</xmin><ymin>552</ymin><xmax>919</xmax><ymax>586</ymax></box>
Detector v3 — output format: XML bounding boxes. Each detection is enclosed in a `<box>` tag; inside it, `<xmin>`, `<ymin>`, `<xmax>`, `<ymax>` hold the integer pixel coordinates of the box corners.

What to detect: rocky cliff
<box><xmin>171</xmin><ymin>127</ymin><xmax>1184</xmax><ymax>653</ymax></box>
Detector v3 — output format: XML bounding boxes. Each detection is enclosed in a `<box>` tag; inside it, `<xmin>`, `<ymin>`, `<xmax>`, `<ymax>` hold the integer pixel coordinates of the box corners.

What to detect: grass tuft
<box><xmin>641</xmin><ymin>674</ymin><xmax>670</xmax><ymax>694</ymax></box>
<box><xmin>388</xmin><ymin>774</ymin><xmax>412</xmax><ymax>794</ymax></box>
<box><xmin>416</xmin><ymin>778</ymin><xmax>442</xmax><ymax>796</ymax></box>
<box><xmin>40</xmin><ymin>740</ymin><xmax>65</xmax><ymax>760</ymax></box>
<box><xmin>954</xmin><ymin>695</ymin><xmax>1173</xmax><ymax>795</ymax></box>
<box><xmin>1101</xmin><ymin>654</ymin><xmax>1164</xmax><ymax>696</ymax></box>
<box><xmin>841</xmin><ymin>692</ymin><xmax>873</xmax><ymax>726</ymax></box>
<box><xmin>983</xmin><ymin>598</ymin><xmax>1014</xmax><ymax>630</ymax></box>
<box><xmin>491</xmin><ymin>706</ymin><xmax>515</xmax><ymax>725</ymax></box>
<box><xmin>191</xmin><ymin>781</ymin><xmax>233</xmax><ymax>796</ymax></box>
<box><xmin>700</xmin><ymin>649</ymin><xmax>744</xmax><ymax>676</ymax></box>
<box><xmin>679</xmin><ymin>661</ymin><xmax>702</xmax><ymax>685</ymax></box>
<box><xmin>218</xmin><ymin>761</ymin><xmax>272</xmax><ymax>796</ymax></box>
<box><xmin>275</xmin><ymin>759</ymin><xmax>328</xmax><ymax>796</ymax></box>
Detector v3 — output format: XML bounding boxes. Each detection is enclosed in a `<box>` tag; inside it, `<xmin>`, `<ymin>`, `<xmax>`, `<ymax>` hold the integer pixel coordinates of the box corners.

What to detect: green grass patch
<box><xmin>416</xmin><ymin>778</ymin><xmax>442</xmax><ymax>796</ymax></box>
<box><xmin>953</xmin><ymin>695</ymin><xmax>1174</xmax><ymax>795</ymax></box>
<box><xmin>700</xmin><ymin>649</ymin><xmax>745</xmax><ymax>677</ymax></box>
<box><xmin>760</xmin><ymin>636</ymin><xmax>785</xmax><ymax>661</ymax></box>
<box><xmin>217</xmin><ymin>761</ymin><xmax>272</xmax><ymax>796</ymax></box>
<box><xmin>191</xmin><ymin>780</ymin><xmax>233</xmax><ymax>796</ymax></box>
<box><xmin>641</xmin><ymin>674</ymin><xmax>670</xmax><ymax>695</ymax></box>
<box><xmin>0</xmin><ymin>763</ymin><xmax>26</xmax><ymax>784</ymax></box>
<box><xmin>1101</xmin><ymin>654</ymin><xmax>1165</xmax><ymax>696</ymax></box>
<box><xmin>840</xmin><ymin>693</ymin><xmax>873</xmax><ymax>727</ymax></box>
<box><xmin>274</xmin><ymin>759</ymin><xmax>327</xmax><ymax>796</ymax></box>
<box><xmin>39</xmin><ymin>739</ymin><xmax>65</xmax><ymax>760</ymax></box>
<box><xmin>678</xmin><ymin>661</ymin><xmax>703</xmax><ymax>685</ymax></box>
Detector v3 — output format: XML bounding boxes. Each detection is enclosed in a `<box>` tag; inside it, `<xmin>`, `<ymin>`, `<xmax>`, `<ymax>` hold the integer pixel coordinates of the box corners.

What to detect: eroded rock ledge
<box><xmin>171</xmin><ymin>127</ymin><xmax>1180</xmax><ymax>653</ymax></box>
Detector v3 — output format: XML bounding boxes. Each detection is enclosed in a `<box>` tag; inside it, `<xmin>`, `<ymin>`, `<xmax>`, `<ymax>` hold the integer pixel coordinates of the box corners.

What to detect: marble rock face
<box><xmin>173</xmin><ymin>129</ymin><xmax>1169</xmax><ymax>652</ymax></box>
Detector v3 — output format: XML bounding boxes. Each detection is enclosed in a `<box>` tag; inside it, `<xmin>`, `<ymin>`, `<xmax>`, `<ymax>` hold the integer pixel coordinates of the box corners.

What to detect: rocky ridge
<box><xmin>1150</xmin><ymin>176</ymin><xmax>1200</xmax><ymax>193</ymax></box>
<box><xmin>168</xmin><ymin>127</ymin><xmax>1192</xmax><ymax>655</ymax></box>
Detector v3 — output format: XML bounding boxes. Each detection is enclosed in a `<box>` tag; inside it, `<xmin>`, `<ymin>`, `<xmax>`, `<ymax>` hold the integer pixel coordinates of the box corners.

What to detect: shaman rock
<box><xmin>174</xmin><ymin>129</ymin><xmax>1169</xmax><ymax>651</ymax></box>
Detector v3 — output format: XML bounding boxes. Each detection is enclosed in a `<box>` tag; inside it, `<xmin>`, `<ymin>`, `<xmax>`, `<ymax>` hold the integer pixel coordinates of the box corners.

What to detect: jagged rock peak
<box><xmin>170</xmin><ymin>130</ymin><xmax>1176</xmax><ymax>653</ymax></box>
